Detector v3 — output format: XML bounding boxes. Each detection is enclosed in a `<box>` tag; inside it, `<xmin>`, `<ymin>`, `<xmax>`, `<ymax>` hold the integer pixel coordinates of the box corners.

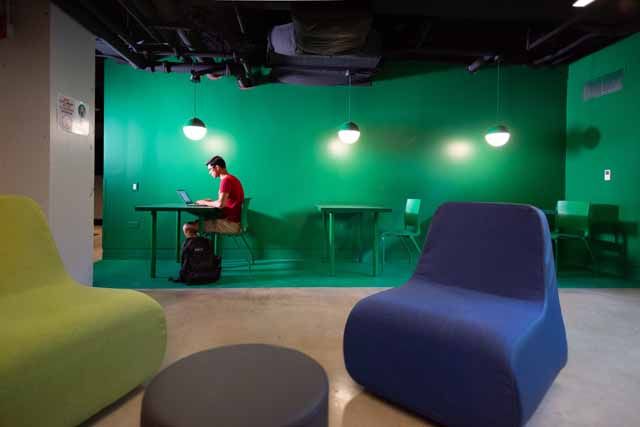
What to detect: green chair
<box><xmin>211</xmin><ymin>197</ymin><xmax>254</xmax><ymax>268</ymax></box>
<box><xmin>551</xmin><ymin>200</ymin><xmax>595</xmax><ymax>268</ymax></box>
<box><xmin>381</xmin><ymin>198</ymin><xmax>422</xmax><ymax>270</ymax></box>
<box><xmin>590</xmin><ymin>204</ymin><xmax>627</xmax><ymax>276</ymax></box>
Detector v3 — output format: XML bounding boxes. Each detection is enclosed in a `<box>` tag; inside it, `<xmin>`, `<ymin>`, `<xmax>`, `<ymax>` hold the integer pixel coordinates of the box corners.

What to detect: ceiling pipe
<box><xmin>233</xmin><ymin>3</ymin><xmax>246</xmax><ymax>35</ymax></box>
<box><xmin>232</xmin><ymin>3</ymin><xmax>255</xmax><ymax>87</ymax></box>
<box><xmin>176</xmin><ymin>29</ymin><xmax>204</xmax><ymax>63</ymax></box>
<box><xmin>153</xmin><ymin>25</ymin><xmax>192</xmax><ymax>32</ymax></box>
<box><xmin>78</xmin><ymin>1</ymin><xmax>141</xmax><ymax>54</ymax></box>
<box><xmin>176</xmin><ymin>29</ymin><xmax>192</xmax><ymax>48</ymax></box>
<box><xmin>533</xmin><ymin>33</ymin><xmax>600</xmax><ymax>65</ymax></box>
<box><xmin>526</xmin><ymin>1</ymin><xmax>604</xmax><ymax>51</ymax></box>
<box><xmin>52</xmin><ymin>0</ymin><xmax>147</xmax><ymax>68</ymax></box>
<box><xmin>149</xmin><ymin>62</ymin><xmax>230</xmax><ymax>74</ymax></box>
<box><xmin>150</xmin><ymin>50</ymin><xmax>235</xmax><ymax>60</ymax></box>
<box><xmin>467</xmin><ymin>55</ymin><xmax>497</xmax><ymax>73</ymax></box>
<box><xmin>385</xmin><ymin>48</ymin><xmax>496</xmax><ymax>59</ymax></box>
<box><xmin>526</xmin><ymin>14</ymin><xmax>582</xmax><ymax>51</ymax></box>
<box><xmin>115</xmin><ymin>0</ymin><xmax>199</xmax><ymax>69</ymax></box>
<box><xmin>190</xmin><ymin>64</ymin><xmax>231</xmax><ymax>78</ymax></box>
<box><xmin>115</xmin><ymin>0</ymin><xmax>165</xmax><ymax>45</ymax></box>
<box><xmin>136</xmin><ymin>42</ymin><xmax>171</xmax><ymax>49</ymax></box>
<box><xmin>148</xmin><ymin>47</ymin><xmax>245</xmax><ymax>85</ymax></box>
<box><xmin>550</xmin><ymin>54</ymin><xmax>576</xmax><ymax>66</ymax></box>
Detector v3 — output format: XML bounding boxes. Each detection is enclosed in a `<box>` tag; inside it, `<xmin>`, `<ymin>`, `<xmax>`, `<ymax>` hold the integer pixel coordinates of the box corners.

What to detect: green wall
<box><xmin>103</xmin><ymin>60</ymin><xmax>567</xmax><ymax>262</ymax></box>
<box><xmin>565</xmin><ymin>33</ymin><xmax>640</xmax><ymax>278</ymax></box>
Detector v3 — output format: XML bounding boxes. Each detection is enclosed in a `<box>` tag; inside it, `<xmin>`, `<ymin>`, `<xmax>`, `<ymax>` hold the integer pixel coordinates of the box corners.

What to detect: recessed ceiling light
<box><xmin>573</xmin><ymin>0</ymin><xmax>596</xmax><ymax>7</ymax></box>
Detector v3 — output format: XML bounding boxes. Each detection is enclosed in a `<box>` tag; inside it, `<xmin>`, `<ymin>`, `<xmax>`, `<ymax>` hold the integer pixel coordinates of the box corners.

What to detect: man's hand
<box><xmin>196</xmin><ymin>194</ymin><xmax>226</xmax><ymax>208</ymax></box>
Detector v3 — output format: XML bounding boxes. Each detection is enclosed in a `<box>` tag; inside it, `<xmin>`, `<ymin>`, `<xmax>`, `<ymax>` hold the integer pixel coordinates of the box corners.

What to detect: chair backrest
<box><xmin>413</xmin><ymin>202</ymin><xmax>554</xmax><ymax>301</ymax></box>
<box><xmin>240</xmin><ymin>197</ymin><xmax>251</xmax><ymax>233</ymax></box>
<box><xmin>556</xmin><ymin>200</ymin><xmax>590</xmax><ymax>236</ymax></box>
<box><xmin>404</xmin><ymin>198</ymin><xmax>421</xmax><ymax>233</ymax></box>
<box><xmin>0</xmin><ymin>195</ymin><xmax>69</xmax><ymax>294</ymax></box>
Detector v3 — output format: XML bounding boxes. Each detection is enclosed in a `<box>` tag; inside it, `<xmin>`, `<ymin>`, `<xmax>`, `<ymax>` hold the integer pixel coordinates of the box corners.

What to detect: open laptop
<box><xmin>176</xmin><ymin>189</ymin><xmax>198</xmax><ymax>206</ymax></box>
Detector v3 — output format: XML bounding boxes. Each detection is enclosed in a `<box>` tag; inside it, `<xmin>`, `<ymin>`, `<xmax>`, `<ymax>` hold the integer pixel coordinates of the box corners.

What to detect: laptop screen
<box><xmin>176</xmin><ymin>190</ymin><xmax>192</xmax><ymax>204</ymax></box>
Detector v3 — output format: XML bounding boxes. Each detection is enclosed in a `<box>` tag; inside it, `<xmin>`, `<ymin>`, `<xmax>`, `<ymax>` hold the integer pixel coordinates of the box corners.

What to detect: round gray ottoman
<box><xmin>141</xmin><ymin>344</ymin><xmax>329</xmax><ymax>427</ymax></box>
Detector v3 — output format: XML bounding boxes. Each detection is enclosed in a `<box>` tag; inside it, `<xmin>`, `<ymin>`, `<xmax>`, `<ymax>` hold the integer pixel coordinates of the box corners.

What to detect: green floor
<box><xmin>93</xmin><ymin>258</ymin><xmax>638</xmax><ymax>290</ymax></box>
<box><xmin>93</xmin><ymin>258</ymin><xmax>415</xmax><ymax>289</ymax></box>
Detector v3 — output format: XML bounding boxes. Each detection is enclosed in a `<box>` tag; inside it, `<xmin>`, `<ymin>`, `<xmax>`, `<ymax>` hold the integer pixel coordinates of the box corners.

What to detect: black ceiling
<box><xmin>54</xmin><ymin>0</ymin><xmax>640</xmax><ymax>84</ymax></box>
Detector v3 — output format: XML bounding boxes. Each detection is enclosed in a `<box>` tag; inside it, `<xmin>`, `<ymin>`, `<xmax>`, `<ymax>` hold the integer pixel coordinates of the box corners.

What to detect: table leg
<box><xmin>322</xmin><ymin>211</ymin><xmax>328</xmax><ymax>262</ymax></box>
<box><xmin>372</xmin><ymin>212</ymin><xmax>379</xmax><ymax>276</ymax></box>
<box><xmin>176</xmin><ymin>211</ymin><xmax>182</xmax><ymax>263</ymax></box>
<box><xmin>150</xmin><ymin>211</ymin><xmax>157</xmax><ymax>278</ymax></box>
<box><xmin>328</xmin><ymin>212</ymin><xmax>335</xmax><ymax>276</ymax></box>
<box><xmin>357</xmin><ymin>213</ymin><xmax>363</xmax><ymax>263</ymax></box>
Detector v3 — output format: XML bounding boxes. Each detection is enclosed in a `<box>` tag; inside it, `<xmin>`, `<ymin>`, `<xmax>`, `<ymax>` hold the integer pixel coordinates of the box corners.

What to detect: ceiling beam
<box><xmin>52</xmin><ymin>0</ymin><xmax>147</xmax><ymax>69</ymax></box>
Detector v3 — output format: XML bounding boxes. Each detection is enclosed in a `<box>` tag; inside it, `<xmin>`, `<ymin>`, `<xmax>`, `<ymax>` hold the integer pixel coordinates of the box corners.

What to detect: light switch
<box><xmin>604</xmin><ymin>169</ymin><xmax>611</xmax><ymax>181</ymax></box>
<box><xmin>132</xmin><ymin>182</ymin><xmax>139</xmax><ymax>191</ymax></box>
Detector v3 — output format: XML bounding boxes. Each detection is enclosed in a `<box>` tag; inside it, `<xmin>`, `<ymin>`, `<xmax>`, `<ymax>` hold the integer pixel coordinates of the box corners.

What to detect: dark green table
<box><xmin>317</xmin><ymin>205</ymin><xmax>392</xmax><ymax>277</ymax></box>
<box><xmin>135</xmin><ymin>204</ymin><xmax>222</xmax><ymax>278</ymax></box>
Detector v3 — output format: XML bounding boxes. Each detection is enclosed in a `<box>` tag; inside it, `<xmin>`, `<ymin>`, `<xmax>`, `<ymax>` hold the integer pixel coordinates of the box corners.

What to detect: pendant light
<box><xmin>338</xmin><ymin>70</ymin><xmax>360</xmax><ymax>144</ymax></box>
<box><xmin>183</xmin><ymin>75</ymin><xmax>207</xmax><ymax>141</ymax></box>
<box><xmin>485</xmin><ymin>59</ymin><xmax>510</xmax><ymax>147</ymax></box>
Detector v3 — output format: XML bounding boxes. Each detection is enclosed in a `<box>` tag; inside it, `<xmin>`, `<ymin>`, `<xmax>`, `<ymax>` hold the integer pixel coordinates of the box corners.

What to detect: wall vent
<box><xmin>583</xmin><ymin>69</ymin><xmax>623</xmax><ymax>101</ymax></box>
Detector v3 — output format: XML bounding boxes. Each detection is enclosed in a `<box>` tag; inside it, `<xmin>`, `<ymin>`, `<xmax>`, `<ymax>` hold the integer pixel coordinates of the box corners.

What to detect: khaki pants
<box><xmin>204</xmin><ymin>218</ymin><xmax>241</xmax><ymax>234</ymax></box>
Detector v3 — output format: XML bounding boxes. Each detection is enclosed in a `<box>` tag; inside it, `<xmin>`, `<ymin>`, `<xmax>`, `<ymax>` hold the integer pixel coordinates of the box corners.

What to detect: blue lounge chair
<box><xmin>344</xmin><ymin>202</ymin><xmax>568</xmax><ymax>427</ymax></box>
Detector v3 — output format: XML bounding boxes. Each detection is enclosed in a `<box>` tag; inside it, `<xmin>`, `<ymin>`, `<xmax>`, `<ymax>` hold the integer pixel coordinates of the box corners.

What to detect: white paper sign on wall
<box><xmin>57</xmin><ymin>94</ymin><xmax>90</xmax><ymax>136</ymax></box>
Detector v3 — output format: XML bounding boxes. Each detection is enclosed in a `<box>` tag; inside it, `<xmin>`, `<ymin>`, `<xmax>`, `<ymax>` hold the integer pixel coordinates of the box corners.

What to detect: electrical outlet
<box><xmin>604</xmin><ymin>169</ymin><xmax>611</xmax><ymax>181</ymax></box>
<box><xmin>132</xmin><ymin>182</ymin><xmax>139</xmax><ymax>191</ymax></box>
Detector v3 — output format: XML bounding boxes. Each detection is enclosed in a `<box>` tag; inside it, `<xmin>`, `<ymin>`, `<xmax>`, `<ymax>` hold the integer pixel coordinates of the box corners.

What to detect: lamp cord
<box><xmin>193</xmin><ymin>82</ymin><xmax>197</xmax><ymax>117</ymax></box>
<box><xmin>496</xmin><ymin>61</ymin><xmax>501</xmax><ymax>121</ymax></box>
<box><xmin>347</xmin><ymin>70</ymin><xmax>351</xmax><ymax>122</ymax></box>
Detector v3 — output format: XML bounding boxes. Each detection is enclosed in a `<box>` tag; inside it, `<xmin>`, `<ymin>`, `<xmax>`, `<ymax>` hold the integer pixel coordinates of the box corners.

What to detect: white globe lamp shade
<box><xmin>338</xmin><ymin>121</ymin><xmax>361</xmax><ymax>144</ymax></box>
<box><xmin>183</xmin><ymin>117</ymin><xmax>207</xmax><ymax>141</ymax></box>
<box><xmin>485</xmin><ymin>125</ymin><xmax>511</xmax><ymax>147</ymax></box>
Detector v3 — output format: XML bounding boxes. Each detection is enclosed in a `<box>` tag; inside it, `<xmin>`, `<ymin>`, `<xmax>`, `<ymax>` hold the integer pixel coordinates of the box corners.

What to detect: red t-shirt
<box><xmin>219</xmin><ymin>174</ymin><xmax>244</xmax><ymax>223</ymax></box>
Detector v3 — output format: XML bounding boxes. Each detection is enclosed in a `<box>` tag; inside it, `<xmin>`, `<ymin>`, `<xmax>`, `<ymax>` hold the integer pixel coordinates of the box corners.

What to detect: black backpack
<box><xmin>171</xmin><ymin>236</ymin><xmax>221</xmax><ymax>285</ymax></box>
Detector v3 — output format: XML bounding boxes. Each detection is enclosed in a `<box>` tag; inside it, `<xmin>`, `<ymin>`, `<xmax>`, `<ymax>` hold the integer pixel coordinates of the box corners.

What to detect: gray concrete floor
<box><xmin>85</xmin><ymin>287</ymin><xmax>640</xmax><ymax>427</ymax></box>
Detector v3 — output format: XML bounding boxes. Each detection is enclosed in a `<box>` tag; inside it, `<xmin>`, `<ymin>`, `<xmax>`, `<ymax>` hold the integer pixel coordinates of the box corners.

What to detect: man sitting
<box><xmin>183</xmin><ymin>155</ymin><xmax>245</xmax><ymax>237</ymax></box>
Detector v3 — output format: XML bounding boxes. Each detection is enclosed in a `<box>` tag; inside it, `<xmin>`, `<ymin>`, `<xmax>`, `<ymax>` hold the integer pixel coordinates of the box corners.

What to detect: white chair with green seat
<box><xmin>381</xmin><ymin>198</ymin><xmax>422</xmax><ymax>271</ymax></box>
<box><xmin>211</xmin><ymin>197</ymin><xmax>254</xmax><ymax>269</ymax></box>
<box><xmin>551</xmin><ymin>200</ymin><xmax>595</xmax><ymax>269</ymax></box>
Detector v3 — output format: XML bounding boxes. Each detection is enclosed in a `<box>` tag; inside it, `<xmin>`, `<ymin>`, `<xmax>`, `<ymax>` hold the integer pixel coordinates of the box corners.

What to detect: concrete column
<box><xmin>0</xmin><ymin>1</ymin><xmax>95</xmax><ymax>284</ymax></box>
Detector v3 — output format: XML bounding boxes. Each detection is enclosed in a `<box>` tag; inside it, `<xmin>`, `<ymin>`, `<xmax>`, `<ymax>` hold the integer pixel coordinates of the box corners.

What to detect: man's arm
<box><xmin>197</xmin><ymin>192</ymin><xmax>228</xmax><ymax>208</ymax></box>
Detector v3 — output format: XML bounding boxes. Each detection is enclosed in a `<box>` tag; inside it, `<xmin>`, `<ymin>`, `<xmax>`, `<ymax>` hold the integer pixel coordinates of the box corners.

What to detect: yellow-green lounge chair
<box><xmin>0</xmin><ymin>195</ymin><xmax>166</xmax><ymax>427</ymax></box>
